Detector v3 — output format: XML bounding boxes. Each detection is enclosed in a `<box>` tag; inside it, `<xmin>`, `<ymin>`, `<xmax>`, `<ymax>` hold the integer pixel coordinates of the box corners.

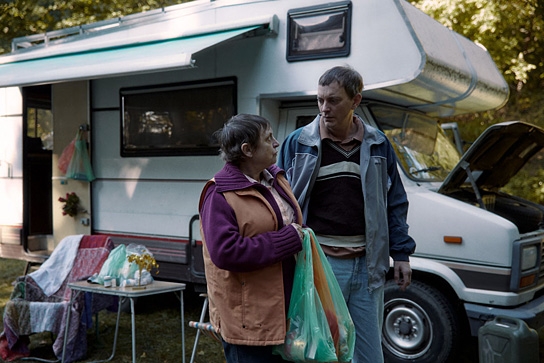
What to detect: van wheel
<box><xmin>382</xmin><ymin>280</ymin><xmax>459</xmax><ymax>363</ymax></box>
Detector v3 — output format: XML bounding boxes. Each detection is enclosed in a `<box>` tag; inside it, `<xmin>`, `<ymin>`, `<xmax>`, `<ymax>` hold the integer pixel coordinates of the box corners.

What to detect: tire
<box><xmin>382</xmin><ymin>280</ymin><xmax>459</xmax><ymax>363</ymax></box>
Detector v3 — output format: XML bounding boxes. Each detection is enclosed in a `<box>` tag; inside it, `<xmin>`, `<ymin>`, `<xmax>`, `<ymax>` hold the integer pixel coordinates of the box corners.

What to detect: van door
<box><xmin>278</xmin><ymin>104</ymin><xmax>318</xmax><ymax>141</ymax></box>
<box><xmin>23</xmin><ymin>85</ymin><xmax>53</xmax><ymax>251</ymax></box>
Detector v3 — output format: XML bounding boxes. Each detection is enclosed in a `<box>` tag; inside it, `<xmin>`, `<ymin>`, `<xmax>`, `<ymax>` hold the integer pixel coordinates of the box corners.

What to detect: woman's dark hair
<box><xmin>319</xmin><ymin>65</ymin><xmax>363</xmax><ymax>99</ymax></box>
<box><xmin>213</xmin><ymin>114</ymin><xmax>270</xmax><ymax>164</ymax></box>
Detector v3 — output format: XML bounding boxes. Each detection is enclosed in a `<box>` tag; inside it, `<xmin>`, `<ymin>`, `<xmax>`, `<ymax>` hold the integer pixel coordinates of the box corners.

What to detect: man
<box><xmin>277</xmin><ymin>65</ymin><xmax>416</xmax><ymax>363</ymax></box>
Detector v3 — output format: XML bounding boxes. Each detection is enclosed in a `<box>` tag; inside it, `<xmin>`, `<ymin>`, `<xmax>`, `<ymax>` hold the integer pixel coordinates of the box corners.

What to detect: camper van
<box><xmin>1</xmin><ymin>0</ymin><xmax>543</xmax><ymax>362</ymax></box>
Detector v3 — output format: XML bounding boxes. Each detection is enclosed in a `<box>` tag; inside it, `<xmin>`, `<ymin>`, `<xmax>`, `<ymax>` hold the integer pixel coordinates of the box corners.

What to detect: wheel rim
<box><xmin>382</xmin><ymin>298</ymin><xmax>432</xmax><ymax>359</ymax></box>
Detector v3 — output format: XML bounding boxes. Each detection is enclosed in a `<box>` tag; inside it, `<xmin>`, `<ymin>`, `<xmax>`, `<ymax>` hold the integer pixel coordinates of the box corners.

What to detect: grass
<box><xmin>0</xmin><ymin>258</ymin><xmax>225</xmax><ymax>363</ymax></box>
<box><xmin>0</xmin><ymin>259</ymin><xmax>24</xmax><ymax>309</ymax></box>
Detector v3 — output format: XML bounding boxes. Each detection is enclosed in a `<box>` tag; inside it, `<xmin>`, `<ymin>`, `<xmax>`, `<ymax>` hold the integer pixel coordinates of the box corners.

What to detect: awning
<box><xmin>0</xmin><ymin>26</ymin><xmax>260</xmax><ymax>87</ymax></box>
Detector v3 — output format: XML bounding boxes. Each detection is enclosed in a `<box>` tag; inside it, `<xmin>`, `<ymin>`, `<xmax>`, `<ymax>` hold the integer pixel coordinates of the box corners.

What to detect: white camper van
<box><xmin>1</xmin><ymin>0</ymin><xmax>543</xmax><ymax>362</ymax></box>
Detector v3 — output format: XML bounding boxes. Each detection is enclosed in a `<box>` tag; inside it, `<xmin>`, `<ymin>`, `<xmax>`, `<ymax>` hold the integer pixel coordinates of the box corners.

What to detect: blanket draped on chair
<box><xmin>0</xmin><ymin>235</ymin><xmax>115</xmax><ymax>362</ymax></box>
<box><xmin>28</xmin><ymin>234</ymin><xmax>83</xmax><ymax>297</ymax></box>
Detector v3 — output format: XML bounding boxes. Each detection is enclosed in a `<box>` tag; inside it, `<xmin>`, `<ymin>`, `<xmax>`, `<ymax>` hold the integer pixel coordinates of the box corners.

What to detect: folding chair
<box><xmin>0</xmin><ymin>234</ymin><xmax>115</xmax><ymax>363</ymax></box>
<box><xmin>188</xmin><ymin>293</ymin><xmax>221</xmax><ymax>363</ymax></box>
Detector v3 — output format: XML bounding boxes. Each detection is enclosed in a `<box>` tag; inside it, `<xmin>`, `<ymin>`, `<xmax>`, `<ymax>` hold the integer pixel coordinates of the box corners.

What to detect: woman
<box><xmin>199</xmin><ymin>114</ymin><xmax>304</xmax><ymax>363</ymax></box>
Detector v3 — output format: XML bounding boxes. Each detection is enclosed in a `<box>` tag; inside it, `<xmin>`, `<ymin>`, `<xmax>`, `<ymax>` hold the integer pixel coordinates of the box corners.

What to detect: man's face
<box><xmin>317</xmin><ymin>81</ymin><xmax>359</xmax><ymax>137</ymax></box>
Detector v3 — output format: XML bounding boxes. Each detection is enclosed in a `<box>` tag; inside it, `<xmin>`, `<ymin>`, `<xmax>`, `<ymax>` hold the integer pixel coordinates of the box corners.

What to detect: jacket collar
<box><xmin>214</xmin><ymin>162</ymin><xmax>283</xmax><ymax>193</ymax></box>
<box><xmin>299</xmin><ymin>114</ymin><xmax>385</xmax><ymax>147</ymax></box>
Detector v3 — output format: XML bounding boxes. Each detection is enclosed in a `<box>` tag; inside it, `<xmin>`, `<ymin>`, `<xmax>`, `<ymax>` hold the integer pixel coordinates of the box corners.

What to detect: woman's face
<box><xmin>251</xmin><ymin>126</ymin><xmax>280</xmax><ymax>170</ymax></box>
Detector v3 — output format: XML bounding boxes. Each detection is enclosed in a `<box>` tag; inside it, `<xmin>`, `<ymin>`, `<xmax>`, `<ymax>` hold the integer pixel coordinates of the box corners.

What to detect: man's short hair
<box><xmin>319</xmin><ymin>65</ymin><xmax>363</xmax><ymax>99</ymax></box>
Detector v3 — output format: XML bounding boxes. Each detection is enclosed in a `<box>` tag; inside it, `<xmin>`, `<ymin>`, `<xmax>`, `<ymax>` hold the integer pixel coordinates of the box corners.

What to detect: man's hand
<box><xmin>394</xmin><ymin>261</ymin><xmax>412</xmax><ymax>291</ymax></box>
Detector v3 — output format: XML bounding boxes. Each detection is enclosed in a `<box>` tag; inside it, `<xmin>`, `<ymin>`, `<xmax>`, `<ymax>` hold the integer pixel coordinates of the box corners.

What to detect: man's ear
<box><xmin>352</xmin><ymin>93</ymin><xmax>363</xmax><ymax>109</ymax></box>
<box><xmin>241</xmin><ymin>143</ymin><xmax>253</xmax><ymax>158</ymax></box>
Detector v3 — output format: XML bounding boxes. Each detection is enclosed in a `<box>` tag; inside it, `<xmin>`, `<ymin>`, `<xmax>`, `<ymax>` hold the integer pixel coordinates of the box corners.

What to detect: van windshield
<box><xmin>369</xmin><ymin>105</ymin><xmax>461</xmax><ymax>182</ymax></box>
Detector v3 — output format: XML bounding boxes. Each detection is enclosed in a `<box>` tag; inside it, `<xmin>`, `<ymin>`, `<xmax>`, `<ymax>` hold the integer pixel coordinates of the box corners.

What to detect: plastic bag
<box><xmin>66</xmin><ymin>130</ymin><xmax>95</xmax><ymax>182</ymax></box>
<box><xmin>58</xmin><ymin>138</ymin><xmax>76</xmax><ymax>175</ymax></box>
<box><xmin>89</xmin><ymin>244</ymin><xmax>139</xmax><ymax>286</ymax></box>
<box><xmin>273</xmin><ymin>229</ymin><xmax>338</xmax><ymax>362</ymax></box>
<box><xmin>309</xmin><ymin>229</ymin><xmax>355</xmax><ymax>362</ymax></box>
<box><xmin>124</xmin><ymin>243</ymin><xmax>156</xmax><ymax>286</ymax></box>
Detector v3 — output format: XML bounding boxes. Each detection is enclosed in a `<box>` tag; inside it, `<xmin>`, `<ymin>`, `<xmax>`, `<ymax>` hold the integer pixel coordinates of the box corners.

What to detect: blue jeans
<box><xmin>326</xmin><ymin>255</ymin><xmax>385</xmax><ymax>363</ymax></box>
<box><xmin>222</xmin><ymin>341</ymin><xmax>291</xmax><ymax>363</ymax></box>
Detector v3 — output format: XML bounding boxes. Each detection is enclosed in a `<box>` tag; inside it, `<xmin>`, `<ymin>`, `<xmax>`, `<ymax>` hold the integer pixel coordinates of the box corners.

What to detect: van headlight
<box><xmin>521</xmin><ymin>245</ymin><xmax>538</xmax><ymax>271</ymax></box>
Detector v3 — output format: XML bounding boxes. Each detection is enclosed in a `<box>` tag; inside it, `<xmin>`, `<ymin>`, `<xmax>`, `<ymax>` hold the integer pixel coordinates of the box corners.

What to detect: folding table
<box><xmin>62</xmin><ymin>280</ymin><xmax>186</xmax><ymax>363</ymax></box>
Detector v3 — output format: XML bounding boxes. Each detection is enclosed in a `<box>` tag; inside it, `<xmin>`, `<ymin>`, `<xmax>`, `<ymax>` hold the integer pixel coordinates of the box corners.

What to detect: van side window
<box><xmin>26</xmin><ymin>85</ymin><xmax>53</xmax><ymax>151</ymax></box>
<box><xmin>120</xmin><ymin>77</ymin><xmax>236</xmax><ymax>157</ymax></box>
<box><xmin>287</xmin><ymin>1</ymin><xmax>352</xmax><ymax>62</ymax></box>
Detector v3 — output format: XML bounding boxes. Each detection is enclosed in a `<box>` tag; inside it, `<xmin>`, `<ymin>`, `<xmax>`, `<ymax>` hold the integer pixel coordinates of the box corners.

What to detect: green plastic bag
<box><xmin>66</xmin><ymin>130</ymin><xmax>95</xmax><ymax>182</ymax></box>
<box><xmin>273</xmin><ymin>229</ymin><xmax>338</xmax><ymax>362</ymax></box>
<box><xmin>93</xmin><ymin>244</ymin><xmax>138</xmax><ymax>285</ymax></box>
<box><xmin>309</xmin><ymin>229</ymin><xmax>355</xmax><ymax>362</ymax></box>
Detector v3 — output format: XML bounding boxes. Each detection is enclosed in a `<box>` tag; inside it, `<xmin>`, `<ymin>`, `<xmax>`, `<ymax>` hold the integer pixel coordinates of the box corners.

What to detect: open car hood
<box><xmin>439</xmin><ymin>121</ymin><xmax>544</xmax><ymax>194</ymax></box>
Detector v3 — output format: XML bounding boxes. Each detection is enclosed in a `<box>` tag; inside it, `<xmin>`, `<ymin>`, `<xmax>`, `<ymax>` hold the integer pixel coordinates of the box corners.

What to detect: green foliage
<box><xmin>0</xmin><ymin>0</ymin><xmax>190</xmax><ymax>54</ymax></box>
<box><xmin>503</xmin><ymin>125</ymin><xmax>544</xmax><ymax>205</ymax></box>
<box><xmin>504</xmin><ymin>168</ymin><xmax>544</xmax><ymax>205</ymax></box>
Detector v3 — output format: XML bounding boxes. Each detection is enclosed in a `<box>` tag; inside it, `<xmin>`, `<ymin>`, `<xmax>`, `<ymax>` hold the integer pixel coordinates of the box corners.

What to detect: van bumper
<box><xmin>464</xmin><ymin>294</ymin><xmax>544</xmax><ymax>335</ymax></box>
